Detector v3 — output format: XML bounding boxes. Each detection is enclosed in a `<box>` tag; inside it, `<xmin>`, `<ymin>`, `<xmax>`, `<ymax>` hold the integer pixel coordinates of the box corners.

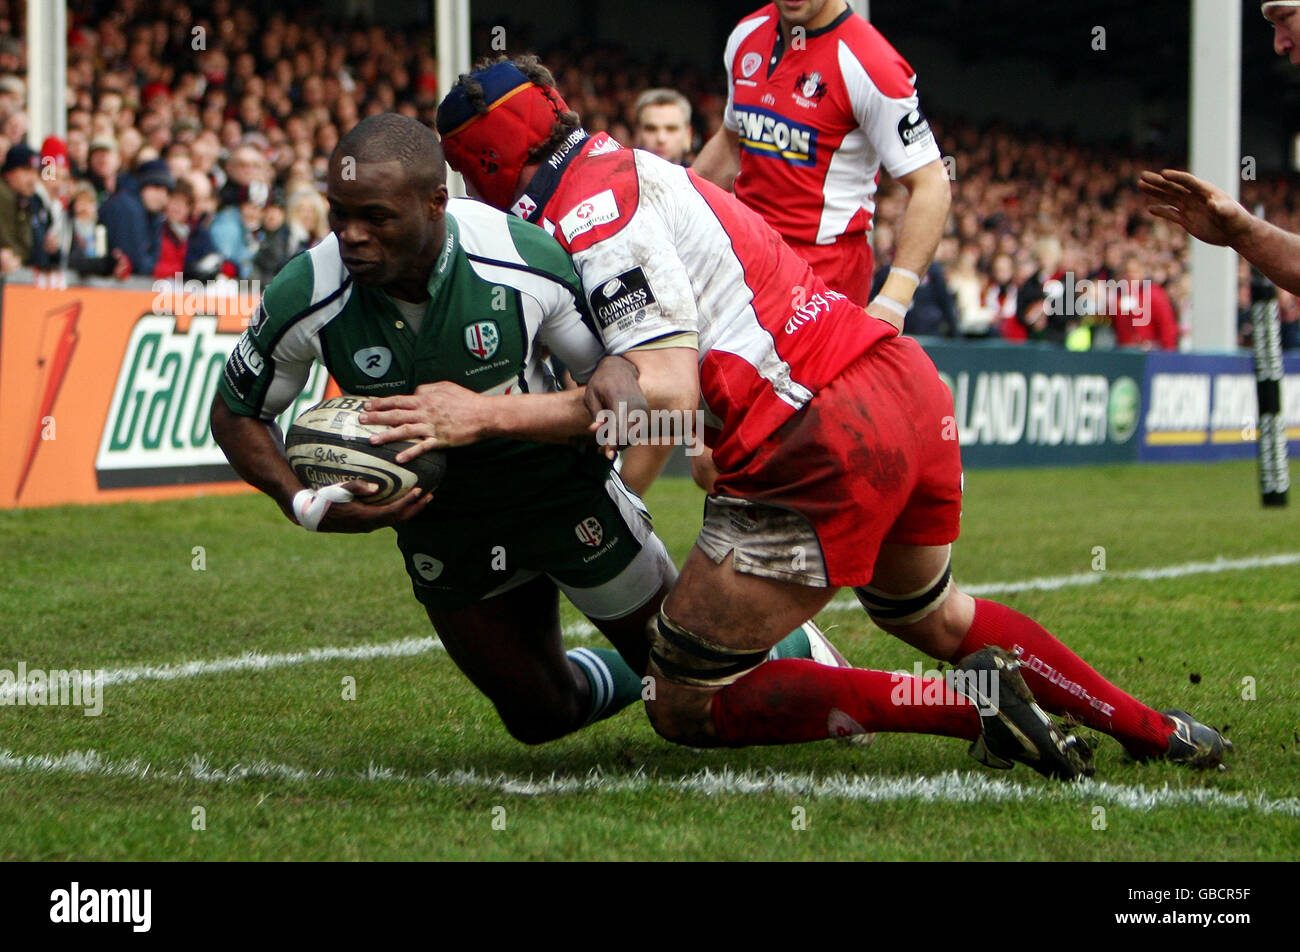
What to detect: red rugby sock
<box><xmin>710</xmin><ymin>659</ymin><xmax>981</xmax><ymax>746</ymax></box>
<box><xmin>956</xmin><ymin>598</ymin><xmax>1173</xmax><ymax>758</ymax></box>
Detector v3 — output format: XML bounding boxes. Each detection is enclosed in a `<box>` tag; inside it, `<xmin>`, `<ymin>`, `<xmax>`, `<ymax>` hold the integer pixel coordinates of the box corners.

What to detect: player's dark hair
<box><xmin>459</xmin><ymin>53</ymin><xmax>582</xmax><ymax>164</ymax></box>
<box><xmin>333</xmin><ymin>113</ymin><xmax>446</xmax><ymax>195</ymax></box>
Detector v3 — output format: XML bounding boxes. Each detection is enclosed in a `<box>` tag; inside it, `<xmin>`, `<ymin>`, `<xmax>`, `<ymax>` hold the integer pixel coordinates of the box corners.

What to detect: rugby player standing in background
<box><xmin>690</xmin><ymin>0</ymin><xmax>950</xmax><ymax>490</ymax></box>
<box><xmin>693</xmin><ymin>0</ymin><xmax>951</xmax><ymax>325</ymax></box>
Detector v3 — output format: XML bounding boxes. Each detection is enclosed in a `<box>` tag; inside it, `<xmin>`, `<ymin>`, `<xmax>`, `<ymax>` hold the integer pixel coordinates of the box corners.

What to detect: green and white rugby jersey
<box><xmin>219</xmin><ymin>198</ymin><xmax>613</xmax><ymax>513</ymax></box>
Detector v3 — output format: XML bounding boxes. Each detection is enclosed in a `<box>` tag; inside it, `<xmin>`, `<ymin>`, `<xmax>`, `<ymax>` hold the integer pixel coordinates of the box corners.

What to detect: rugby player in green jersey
<box><xmin>211</xmin><ymin>114</ymin><xmax>843</xmax><ymax>745</ymax></box>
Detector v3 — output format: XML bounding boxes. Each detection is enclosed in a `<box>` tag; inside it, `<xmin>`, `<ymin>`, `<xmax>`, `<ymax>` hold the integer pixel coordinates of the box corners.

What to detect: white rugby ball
<box><xmin>284</xmin><ymin>395</ymin><xmax>446</xmax><ymax>505</ymax></box>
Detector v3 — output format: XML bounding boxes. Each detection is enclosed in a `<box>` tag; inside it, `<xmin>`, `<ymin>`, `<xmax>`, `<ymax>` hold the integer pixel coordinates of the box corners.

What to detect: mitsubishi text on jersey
<box><xmin>723</xmin><ymin>4</ymin><xmax>941</xmax><ymax>247</ymax></box>
<box><xmin>510</xmin><ymin>131</ymin><xmax>897</xmax><ymax>473</ymax></box>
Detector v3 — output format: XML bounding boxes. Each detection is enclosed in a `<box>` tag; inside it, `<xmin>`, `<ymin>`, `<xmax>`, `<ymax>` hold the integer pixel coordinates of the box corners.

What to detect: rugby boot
<box><xmin>1161</xmin><ymin>709</ymin><xmax>1233</xmax><ymax>770</ymax></box>
<box><xmin>955</xmin><ymin>646</ymin><xmax>1093</xmax><ymax>781</ymax></box>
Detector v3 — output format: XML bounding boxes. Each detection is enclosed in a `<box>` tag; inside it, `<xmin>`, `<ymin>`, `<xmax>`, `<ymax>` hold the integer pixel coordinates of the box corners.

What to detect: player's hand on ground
<box><xmin>294</xmin><ymin>481</ymin><xmax>432</xmax><ymax>533</ymax></box>
<box><xmin>360</xmin><ymin>382</ymin><xmax>489</xmax><ymax>458</ymax></box>
<box><xmin>1139</xmin><ymin>169</ymin><xmax>1253</xmax><ymax>248</ymax></box>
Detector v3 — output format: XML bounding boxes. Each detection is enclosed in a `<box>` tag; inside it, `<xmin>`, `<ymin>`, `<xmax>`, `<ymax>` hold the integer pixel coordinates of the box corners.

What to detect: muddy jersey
<box><xmin>218</xmin><ymin>197</ymin><xmax>612</xmax><ymax>512</ymax></box>
<box><xmin>509</xmin><ymin>130</ymin><xmax>897</xmax><ymax>473</ymax></box>
<box><xmin>722</xmin><ymin>4</ymin><xmax>940</xmax><ymax>249</ymax></box>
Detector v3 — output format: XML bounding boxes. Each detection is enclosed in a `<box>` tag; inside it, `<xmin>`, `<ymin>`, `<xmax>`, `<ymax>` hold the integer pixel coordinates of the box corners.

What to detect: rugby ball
<box><xmin>285</xmin><ymin>395</ymin><xmax>446</xmax><ymax>505</ymax></box>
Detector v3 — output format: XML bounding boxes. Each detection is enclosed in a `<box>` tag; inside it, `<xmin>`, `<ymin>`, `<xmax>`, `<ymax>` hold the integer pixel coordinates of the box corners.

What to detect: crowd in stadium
<box><xmin>0</xmin><ymin>0</ymin><xmax>1295</xmax><ymax>350</ymax></box>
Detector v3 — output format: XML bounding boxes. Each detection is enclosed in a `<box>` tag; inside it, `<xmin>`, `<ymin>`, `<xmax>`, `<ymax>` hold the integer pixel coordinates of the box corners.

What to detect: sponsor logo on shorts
<box><xmin>590</xmin><ymin>267</ymin><xmax>656</xmax><ymax>330</ymax></box>
<box><xmin>354</xmin><ymin>346</ymin><xmax>392</xmax><ymax>378</ymax></box>
<box><xmin>575</xmin><ymin>517</ymin><xmax>604</xmax><ymax>547</ymax></box>
<box><xmin>464</xmin><ymin>320</ymin><xmax>500</xmax><ymax>361</ymax></box>
<box><xmin>559</xmin><ymin>189</ymin><xmax>620</xmax><ymax>242</ymax></box>
<box><xmin>898</xmin><ymin>109</ymin><xmax>933</xmax><ymax>157</ymax></box>
<box><xmin>412</xmin><ymin>553</ymin><xmax>444</xmax><ymax>582</ymax></box>
<box><xmin>784</xmin><ymin>289</ymin><xmax>847</xmax><ymax>335</ymax></box>
<box><xmin>740</xmin><ymin>52</ymin><xmax>763</xmax><ymax>79</ymax></box>
<box><xmin>734</xmin><ymin>107</ymin><xmax>817</xmax><ymax>167</ymax></box>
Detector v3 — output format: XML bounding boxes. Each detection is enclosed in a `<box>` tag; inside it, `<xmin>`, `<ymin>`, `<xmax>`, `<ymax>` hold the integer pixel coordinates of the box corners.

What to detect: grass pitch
<box><xmin>2</xmin><ymin>460</ymin><xmax>1298</xmax><ymax>861</ymax></box>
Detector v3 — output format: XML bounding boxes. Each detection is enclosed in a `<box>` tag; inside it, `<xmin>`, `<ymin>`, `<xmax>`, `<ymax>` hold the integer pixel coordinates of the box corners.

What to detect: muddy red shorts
<box><xmin>703</xmin><ymin>335</ymin><xmax>963</xmax><ymax>588</ymax></box>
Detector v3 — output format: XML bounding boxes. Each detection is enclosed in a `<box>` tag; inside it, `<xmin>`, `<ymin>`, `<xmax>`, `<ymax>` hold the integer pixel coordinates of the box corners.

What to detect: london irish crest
<box><xmin>575</xmin><ymin>517</ymin><xmax>603</xmax><ymax>547</ymax></box>
<box><xmin>464</xmin><ymin>320</ymin><xmax>500</xmax><ymax>360</ymax></box>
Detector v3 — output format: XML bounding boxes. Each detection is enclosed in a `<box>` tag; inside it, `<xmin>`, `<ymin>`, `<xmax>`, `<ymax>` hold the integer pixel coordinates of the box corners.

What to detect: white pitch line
<box><xmin>820</xmin><ymin>551</ymin><xmax>1300</xmax><ymax>613</ymax></box>
<box><xmin>2</xmin><ymin>749</ymin><xmax>1298</xmax><ymax>817</ymax></box>
<box><xmin>0</xmin><ymin>636</ymin><xmax>444</xmax><ymax>704</ymax></box>
<box><xmin>1</xmin><ymin>551</ymin><xmax>1294</xmax><ymax>701</ymax></box>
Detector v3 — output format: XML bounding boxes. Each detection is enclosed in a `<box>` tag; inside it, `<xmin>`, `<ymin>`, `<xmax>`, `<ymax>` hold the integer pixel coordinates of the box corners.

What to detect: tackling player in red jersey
<box><xmin>372</xmin><ymin>57</ymin><xmax>1232</xmax><ymax>778</ymax></box>
<box><xmin>694</xmin><ymin>0</ymin><xmax>950</xmax><ymax>327</ymax></box>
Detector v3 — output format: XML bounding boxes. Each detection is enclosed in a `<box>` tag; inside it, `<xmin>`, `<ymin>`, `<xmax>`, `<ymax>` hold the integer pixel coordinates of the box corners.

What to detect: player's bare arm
<box><xmin>361</xmin><ymin>382</ymin><xmax>593</xmax><ymax>456</ymax></box>
<box><xmin>1140</xmin><ymin>167</ymin><xmax>1300</xmax><ymax>296</ymax></box>
<box><xmin>609</xmin><ymin>346</ymin><xmax>700</xmax><ymax>422</ymax></box>
<box><xmin>210</xmin><ymin>394</ymin><xmax>431</xmax><ymax>532</ymax></box>
<box><xmin>361</xmin><ymin>355</ymin><xmax>648</xmax><ymax>460</ymax></box>
<box><xmin>867</xmin><ymin>158</ymin><xmax>950</xmax><ymax>328</ymax></box>
<box><xmin>691</xmin><ymin>126</ymin><xmax>741</xmax><ymax>191</ymax></box>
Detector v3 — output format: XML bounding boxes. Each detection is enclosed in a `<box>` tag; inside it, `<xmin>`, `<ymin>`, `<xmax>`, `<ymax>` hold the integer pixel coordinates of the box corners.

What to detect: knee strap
<box><xmin>855</xmin><ymin>558</ymin><xmax>953</xmax><ymax>627</ymax></box>
<box><xmin>649</xmin><ymin>610</ymin><xmax>768</xmax><ymax>688</ymax></box>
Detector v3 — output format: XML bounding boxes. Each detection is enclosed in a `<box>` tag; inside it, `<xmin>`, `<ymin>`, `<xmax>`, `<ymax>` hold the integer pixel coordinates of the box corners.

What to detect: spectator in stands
<box><xmin>1112</xmin><ymin>255</ymin><xmax>1180</xmax><ymax>350</ymax></box>
<box><xmin>210</xmin><ymin>182</ymin><xmax>267</xmax><ymax>278</ymax></box>
<box><xmin>66</xmin><ymin>180</ymin><xmax>115</xmax><ymax>277</ymax></box>
<box><xmin>253</xmin><ymin>184</ymin><xmax>327</xmax><ymax>282</ymax></box>
<box><xmin>99</xmin><ymin>157</ymin><xmax>173</xmax><ymax>278</ymax></box>
<box><xmin>1018</xmin><ymin>236</ymin><xmax>1069</xmax><ymax>344</ymax></box>
<box><xmin>983</xmin><ymin>252</ymin><xmax>1023</xmax><ymax>341</ymax></box>
<box><xmin>633</xmin><ymin>88</ymin><xmax>694</xmax><ymax>165</ymax></box>
<box><xmin>949</xmin><ymin>242</ymin><xmax>995</xmax><ymax>337</ymax></box>
<box><xmin>86</xmin><ymin>139</ymin><xmax>120</xmax><ymax>204</ymax></box>
<box><xmin>0</xmin><ymin>141</ymin><xmax>40</xmax><ymax>272</ymax></box>
<box><xmin>870</xmin><ymin>250</ymin><xmax>958</xmax><ymax>338</ymax></box>
<box><xmin>154</xmin><ymin>178</ymin><xmax>222</xmax><ymax>281</ymax></box>
<box><xmin>217</xmin><ymin>144</ymin><xmax>272</xmax><ymax>210</ymax></box>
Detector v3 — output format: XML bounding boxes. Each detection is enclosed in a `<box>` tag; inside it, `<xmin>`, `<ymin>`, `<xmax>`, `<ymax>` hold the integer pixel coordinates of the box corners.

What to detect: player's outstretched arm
<box><xmin>1140</xmin><ymin>168</ymin><xmax>1300</xmax><ymax>296</ymax></box>
<box><xmin>361</xmin><ymin>379</ymin><xmax>611</xmax><ymax>458</ymax></box>
<box><xmin>209</xmin><ymin>395</ymin><xmax>430</xmax><ymax>532</ymax></box>
<box><xmin>691</xmin><ymin>126</ymin><xmax>741</xmax><ymax>191</ymax></box>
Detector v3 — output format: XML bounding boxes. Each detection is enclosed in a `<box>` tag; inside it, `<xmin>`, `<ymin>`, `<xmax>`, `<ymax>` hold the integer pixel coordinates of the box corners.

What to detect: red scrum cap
<box><xmin>436</xmin><ymin>60</ymin><xmax>571</xmax><ymax>210</ymax></box>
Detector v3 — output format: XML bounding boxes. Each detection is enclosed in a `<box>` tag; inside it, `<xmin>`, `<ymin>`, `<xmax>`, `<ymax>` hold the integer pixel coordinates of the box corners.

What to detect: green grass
<box><xmin>2</xmin><ymin>460</ymin><xmax>1299</xmax><ymax>860</ymax></box>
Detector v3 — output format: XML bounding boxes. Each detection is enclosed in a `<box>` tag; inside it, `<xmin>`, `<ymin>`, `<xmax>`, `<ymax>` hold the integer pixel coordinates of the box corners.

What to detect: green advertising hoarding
<box><xmin>922</xmin><ymin>342</ymin><xmax>1145</xmax><ymax>468</ymax></box>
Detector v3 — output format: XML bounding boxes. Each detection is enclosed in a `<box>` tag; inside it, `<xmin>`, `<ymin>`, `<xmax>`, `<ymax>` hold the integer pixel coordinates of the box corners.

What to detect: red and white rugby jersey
<box><xmin>722</xmin><ymin>4</ymin><xmax>941</xmax><ymax>248</ymax></box>
<box><xmin>509</xmin><ymin>131</ymin><xmax>897</xmax><ymax>472</ymax></box>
